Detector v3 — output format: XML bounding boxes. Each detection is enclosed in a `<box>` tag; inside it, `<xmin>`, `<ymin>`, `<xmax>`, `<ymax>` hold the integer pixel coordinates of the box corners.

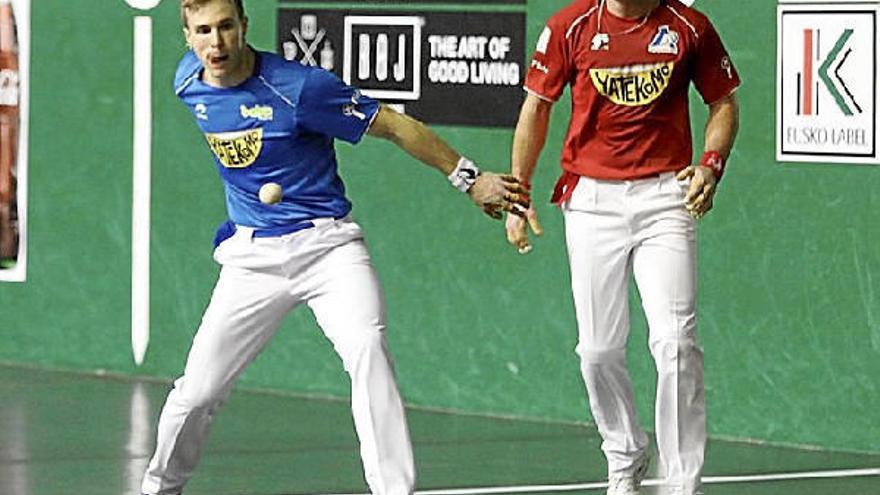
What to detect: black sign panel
<box><xmin>277</xmin><ymin>10</ymin><xmax>526</xmax><ymax>127</ymax></box>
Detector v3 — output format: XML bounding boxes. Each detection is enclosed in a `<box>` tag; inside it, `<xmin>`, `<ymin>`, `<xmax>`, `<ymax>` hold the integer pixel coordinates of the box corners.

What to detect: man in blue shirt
<box><xmin>141</xmin><ymin>1</ymin><xmax>529</xmax><ymax>494</ymax></box>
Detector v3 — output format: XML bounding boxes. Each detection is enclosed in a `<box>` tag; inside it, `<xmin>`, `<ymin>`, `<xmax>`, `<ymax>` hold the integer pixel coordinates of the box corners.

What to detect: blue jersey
<box><xmin>173</xmin><ymin>49</ymin><xmax>380</xmax><ymax>228</ymax></box>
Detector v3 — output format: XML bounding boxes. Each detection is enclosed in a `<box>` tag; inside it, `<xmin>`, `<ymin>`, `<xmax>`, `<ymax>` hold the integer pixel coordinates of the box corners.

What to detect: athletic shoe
<box><xmin>606</xmin><ymin>452</ymin><xmax>650</xmax><ymax>495</ymax></box>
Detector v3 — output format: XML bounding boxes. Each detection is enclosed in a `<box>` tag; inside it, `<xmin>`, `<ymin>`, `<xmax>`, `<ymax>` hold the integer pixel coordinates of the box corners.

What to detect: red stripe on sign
<box><xmin>803</xmin><ymin>29</ymin><xmax>813</xmax><ymax>115</ymax></box>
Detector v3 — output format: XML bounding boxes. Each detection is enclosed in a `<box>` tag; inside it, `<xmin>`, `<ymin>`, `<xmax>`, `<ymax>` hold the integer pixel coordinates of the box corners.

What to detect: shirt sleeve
<box><xmin>523</xmin><ymin>16</ymin><xmax>573</xmax><ymax>102</ymax></box>
<box><xmin>297</xmin><ymin>68</ymin><xmax>380</xmax><ymax>144</ymax></box>
<box><xmin>692</xmin><ymin>20</ymin><xmax>741</xmax><ymax>104</ymax></box>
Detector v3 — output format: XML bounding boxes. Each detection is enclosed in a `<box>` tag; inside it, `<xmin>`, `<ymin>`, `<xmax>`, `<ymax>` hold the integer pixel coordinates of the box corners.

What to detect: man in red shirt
<box><xmin>506</xmin><ymin>1</ymin><xmax>739</xmax><ymax>494</ymax></box>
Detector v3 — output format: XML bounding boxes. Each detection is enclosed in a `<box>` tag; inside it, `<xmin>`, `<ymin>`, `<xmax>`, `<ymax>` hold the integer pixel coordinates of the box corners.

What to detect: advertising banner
<box><xmin>777</xmin><ymin>1</ymin><xmax>879</xmax><ymax>164</ymax></box>
<box><xmin>0</xmin><ymin>0</ymin><xmax>28</xmax><ymax>282</ymax></box>
<box><xmin>277</xmin><ymin>8</ymin><xmax>526</xmax><ymax>127</ymax></box>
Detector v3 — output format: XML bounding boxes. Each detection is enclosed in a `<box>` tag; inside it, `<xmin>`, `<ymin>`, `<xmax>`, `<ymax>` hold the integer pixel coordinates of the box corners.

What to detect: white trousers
<box><xmin>141</xmin><ymin>218</ymin><xmax>415</xmax><ymax>495</ymax></box>
<box><xmin>564</xmin><ymin>173</ymin><xmax>705</xmax><ymax>495</ymax></box>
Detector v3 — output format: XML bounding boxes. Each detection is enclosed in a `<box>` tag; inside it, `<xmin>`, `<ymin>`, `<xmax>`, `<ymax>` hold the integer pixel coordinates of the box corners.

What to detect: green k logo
<box><xmin>818</xmin><ymin>29</ymin><xmax>861</xmax><ymax>116</ymax></box>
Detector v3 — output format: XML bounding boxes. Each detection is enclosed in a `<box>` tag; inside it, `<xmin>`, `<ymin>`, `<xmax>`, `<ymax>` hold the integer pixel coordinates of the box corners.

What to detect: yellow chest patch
<box><xmin>589</xmin><ymin>62</ymin><xmax>674</xmax><ymax>107</ymax></box>
<box><xmin>205</xmin><ymin>128</ymin><xmax>263</xmax><ymax>169</ymax></box>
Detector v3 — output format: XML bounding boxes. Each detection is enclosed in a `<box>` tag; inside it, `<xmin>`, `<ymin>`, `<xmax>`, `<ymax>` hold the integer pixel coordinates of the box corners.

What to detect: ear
<box><xmin>183</xmin><ymin>27</ymin><xmax>192</xmax><ymax>49</ymax></box>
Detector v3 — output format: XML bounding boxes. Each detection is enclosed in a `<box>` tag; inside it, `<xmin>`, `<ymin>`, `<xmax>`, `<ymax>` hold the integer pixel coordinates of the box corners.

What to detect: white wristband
<box><xmin>447</xmin><ymin>157</ymin><xmax>481</xmax><ymax>192</ymax></box>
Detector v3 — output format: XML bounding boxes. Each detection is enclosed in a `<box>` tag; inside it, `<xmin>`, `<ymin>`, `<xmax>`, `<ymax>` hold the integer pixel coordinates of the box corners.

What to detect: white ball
<box><xmin>125</xmin><ymin>0</ymin><xmax>162</xmax><ymax>10</ymax></box>
<box><xmin>259</xmin><ymin>183</ymin><xmax>283</xmax><ymax>205</ymax></box>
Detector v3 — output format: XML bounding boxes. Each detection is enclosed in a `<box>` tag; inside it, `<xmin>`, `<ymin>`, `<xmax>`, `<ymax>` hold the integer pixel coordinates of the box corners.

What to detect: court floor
<box><xmin>0</xmin><ymin>365</ymin><xmax>877</xmax><ymax>495</ymax></box>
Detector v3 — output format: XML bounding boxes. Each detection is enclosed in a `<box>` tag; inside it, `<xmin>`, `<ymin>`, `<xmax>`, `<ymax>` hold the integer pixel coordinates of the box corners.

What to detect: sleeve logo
<box><xmin>720</xmin><ymin>56</ymin><xmax>733</xmax><ymax>79</ymax></box>
<box><xmin>536</xmin><ymin>27</ymin><xmax>552</xmax><ymax>54</ymax></box>
<box><xmin>342</xmin><ymin>89</ymin><xmax>367</xmax><ymax>120</ymax></box>
<box><xmin>530</xmin><ymin>59</ymin><xmax>550</xmax><ymax>74</ymax></box>
<box><xmin>204</xmin><ymin>128</ymin><xmax>263</xmax><ymax>168</ymax></box>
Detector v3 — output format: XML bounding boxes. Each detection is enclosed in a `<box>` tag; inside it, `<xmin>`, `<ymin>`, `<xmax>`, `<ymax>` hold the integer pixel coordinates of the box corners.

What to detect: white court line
<box><xmin>310</xmin><ymin>467</ymin><xmax>880</xmax><ymax>495</ymax></box>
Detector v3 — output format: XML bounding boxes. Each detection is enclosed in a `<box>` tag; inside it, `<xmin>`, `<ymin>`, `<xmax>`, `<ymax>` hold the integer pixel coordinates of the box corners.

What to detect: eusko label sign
<box><xmin>777</xmin><ymin>1</ymin><xmax>880</xmax><ymax>164</ymax></box>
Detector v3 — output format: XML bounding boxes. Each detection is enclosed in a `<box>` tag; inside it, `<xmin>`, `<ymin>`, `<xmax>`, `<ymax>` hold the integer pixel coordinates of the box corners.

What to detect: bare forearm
<box><xmin>366</xmin><ymin>105</ymin><xmax>528</xmax><ymax>219</ymax></box>
<box><xmin>368</xmin><ymin>106</ymin><xmax>460</xmax><ymax>175</ymax></box>
<box><xmin>704</xmin><ymin>92</ymin><xmax>739</xmax><ymax>159</ymax></box>
<box><xmin>511</xmin><ymin>95</ymin><xmax>552</xmax><ymax>183</ymax></box>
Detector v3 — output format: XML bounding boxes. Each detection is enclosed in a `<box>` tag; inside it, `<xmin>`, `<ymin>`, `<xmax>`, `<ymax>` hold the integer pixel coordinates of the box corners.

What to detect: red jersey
<box><xmin>525</xmin><ymin>0</ymin><xmax>740</xmax><ymax>186</ymax></box>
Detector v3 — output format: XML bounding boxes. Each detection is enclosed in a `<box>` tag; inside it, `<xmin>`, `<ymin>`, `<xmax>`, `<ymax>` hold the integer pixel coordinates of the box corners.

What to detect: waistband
<box><xmin>212</xmin><ymin>217</ymin><xmax>341</xmax><ymax>248</ymax></box>
<box><xmin>251</xmin><ymin>219</ymin><xmax>319</xmax><ymax>238</ymax></box>
<box><xmin>551</xmin><ymin>170</ymin><xmax>680</xmax><ymax>205</ymax></box>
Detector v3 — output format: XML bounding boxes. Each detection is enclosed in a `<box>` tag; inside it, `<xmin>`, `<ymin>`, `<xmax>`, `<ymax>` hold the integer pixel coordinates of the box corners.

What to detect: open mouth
<box><xmin>209</xmin><ymin>54</ymin><xmax>229</xmax><ymax>66</ymax></box>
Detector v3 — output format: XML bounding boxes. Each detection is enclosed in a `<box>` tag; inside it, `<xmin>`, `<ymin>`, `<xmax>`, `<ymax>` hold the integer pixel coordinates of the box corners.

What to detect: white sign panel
<box><xmin>777</xmin><ymin>2</ymin><xmax>879</xmax><ymax>164</ymax></box>
<box><xmin>343</xmin><ymin>16</ymin><xmax>423</xmax><ymax>101</ymax></box>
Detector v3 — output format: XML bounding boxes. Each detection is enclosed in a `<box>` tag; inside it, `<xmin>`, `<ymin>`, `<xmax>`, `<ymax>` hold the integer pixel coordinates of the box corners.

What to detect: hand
<box><xmin>676</xmin><ymin>165</ymin><xmax>717</xmax><ymax>220</ymax></box>
<box><xmin>505</xmin><ymin>207</ymin><xmax>543</xmax><ymax>254</ymax></box>
<box><xmin>468</xmin><ymin>173</ymin><xmax>531</xmax><ymax>220</ymax></box>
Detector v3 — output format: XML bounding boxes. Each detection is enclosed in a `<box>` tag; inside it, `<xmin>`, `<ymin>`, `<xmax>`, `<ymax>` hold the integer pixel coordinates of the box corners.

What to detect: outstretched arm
<box><xmin>505</xmin><ymin>94</ymin><xmax>552</xmax><ymax>254</ymax></box>
<box><xmin>676</xmin><ymin>92</ymin><xmax>740</xmax><ymax>219</ymax></box>
<box><xmin>367</xmin><ymin>105</ymin><xmax>529</xmax><ymax>219</ymax></box>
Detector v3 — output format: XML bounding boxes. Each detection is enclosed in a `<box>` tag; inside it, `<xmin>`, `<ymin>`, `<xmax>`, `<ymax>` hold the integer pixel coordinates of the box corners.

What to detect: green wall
<box><xmin>0</xmin><ymin>0</ymin><xmax>877</xmax><ymax>455</ymax></box>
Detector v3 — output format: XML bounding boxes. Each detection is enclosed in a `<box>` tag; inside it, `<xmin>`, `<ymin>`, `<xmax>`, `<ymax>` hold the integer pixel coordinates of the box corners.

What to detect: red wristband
<box><xmin>699</xmin><ymin>151</ymin><xmax>725</xmax><ymax>180</ymax></box>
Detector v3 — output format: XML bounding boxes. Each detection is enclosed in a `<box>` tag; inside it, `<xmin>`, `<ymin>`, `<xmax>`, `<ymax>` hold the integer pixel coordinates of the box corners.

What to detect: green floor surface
<box><xmin>0</xmin><ymin>366</ymin><xmax>877</xmax><ymax>494</ymax></box>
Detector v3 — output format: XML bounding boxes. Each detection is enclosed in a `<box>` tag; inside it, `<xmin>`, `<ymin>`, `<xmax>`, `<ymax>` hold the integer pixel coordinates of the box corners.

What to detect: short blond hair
<box><xmin>180</xmin><ymin>0</ymin><xmax>245</xmax><ymax>27</ymax></box>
